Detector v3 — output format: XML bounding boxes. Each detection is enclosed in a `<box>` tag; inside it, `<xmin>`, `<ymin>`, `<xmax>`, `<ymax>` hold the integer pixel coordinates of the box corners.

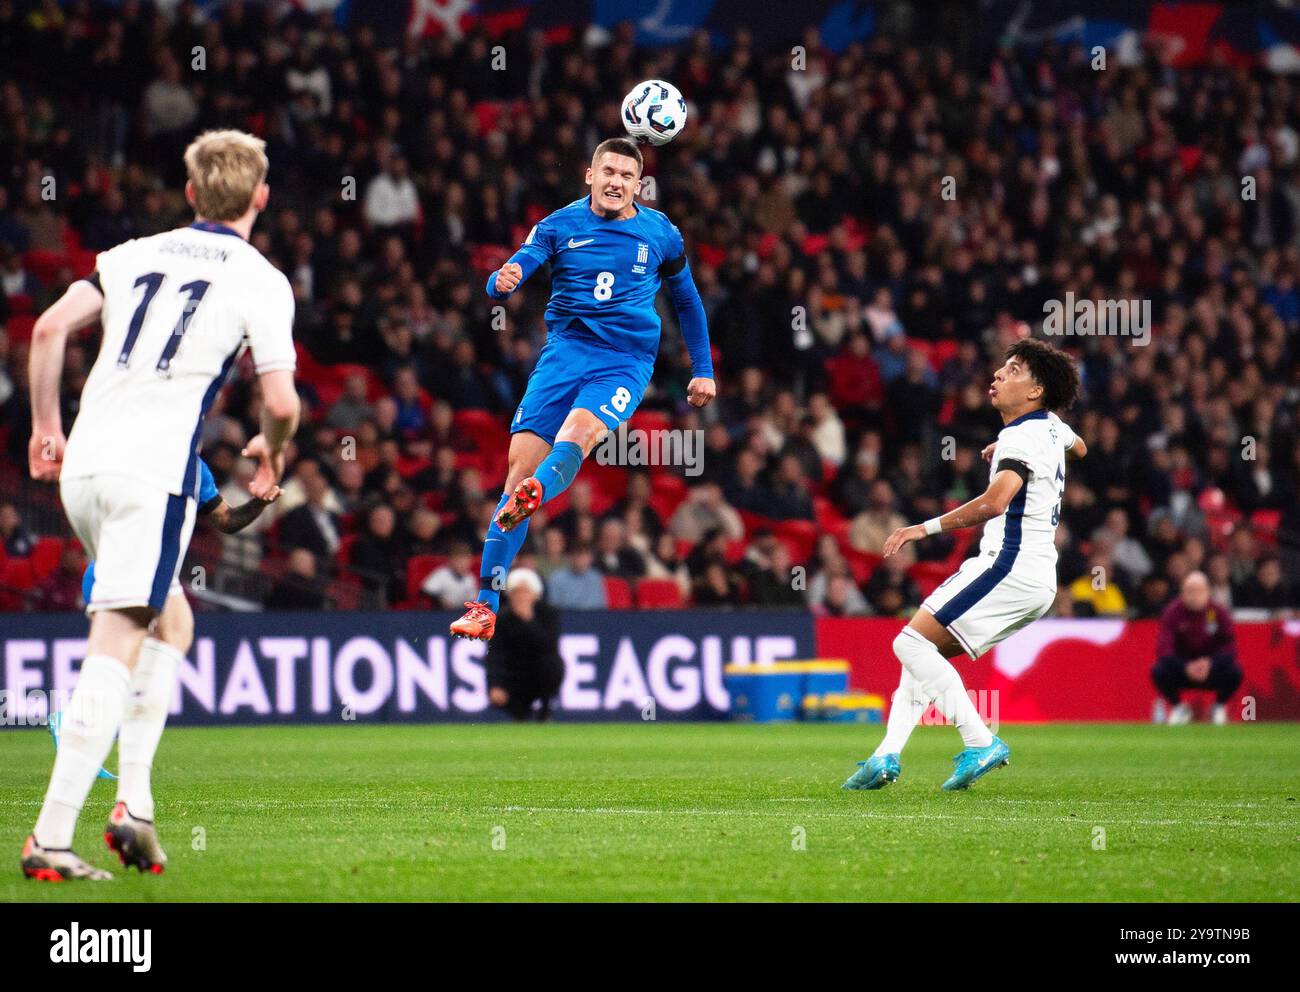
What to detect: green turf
<box><xmin>2</xmin><ymin>722</ymin><xmax>1297</xmax><ymax>902</ymax></box>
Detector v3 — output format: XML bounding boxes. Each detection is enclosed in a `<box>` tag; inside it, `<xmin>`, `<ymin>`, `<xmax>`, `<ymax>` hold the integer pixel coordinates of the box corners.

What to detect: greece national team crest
<box><xmin>633</xmin><ymin>242</ymin><xmax>649</xmax><ymax>274</ymax></box>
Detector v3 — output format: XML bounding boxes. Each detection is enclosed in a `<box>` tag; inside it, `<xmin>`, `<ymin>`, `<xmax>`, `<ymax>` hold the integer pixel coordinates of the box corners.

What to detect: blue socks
<box><xmin>477</xmin><ymin>491</ymin><xmax>530</xmax><ymax>612</ymax></box>
<box><xmin>535</xmin><ymin>440</ymin><xmax>583</xmax><ymax>506</ymax></box>
<box><xmin>475</xmin><ymin>440</ymin><xmax>585</xmax><ymax>613</ymax></box>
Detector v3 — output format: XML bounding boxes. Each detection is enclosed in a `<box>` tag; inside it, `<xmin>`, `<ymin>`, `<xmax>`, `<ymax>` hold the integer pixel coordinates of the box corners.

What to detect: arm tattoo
<box><xmin>212</xmin><ymin>498</ymin><xmax>273</xmax><ymax>534</ymax></box>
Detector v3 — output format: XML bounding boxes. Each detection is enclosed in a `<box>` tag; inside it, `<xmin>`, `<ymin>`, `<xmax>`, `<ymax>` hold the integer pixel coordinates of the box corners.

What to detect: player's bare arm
<box><xmin>882</xmin><ymin>468</ymin><xmax>1026</xmax><ymax>558</ymax></box>
<box><xmin>245</xmin><ymin>369</ymin><xmax>300</xmax><ymax>499</ymax></box>
<box><xmin>208</xmin><ymin>486</ymin><xmax>281</xmax><ymax>534</ymax></box>
<box><xmin>26</xmin><ymin>280</ymin><xmax>105</xmax><ymax>481</ymax></box>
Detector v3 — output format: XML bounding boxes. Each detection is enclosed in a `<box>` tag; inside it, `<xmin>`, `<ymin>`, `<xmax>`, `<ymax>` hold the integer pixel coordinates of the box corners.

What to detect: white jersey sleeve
<box><xmin>245</xmin><ymin>266</ymin><xmax>297</xmax><ymax>374</ymax></box>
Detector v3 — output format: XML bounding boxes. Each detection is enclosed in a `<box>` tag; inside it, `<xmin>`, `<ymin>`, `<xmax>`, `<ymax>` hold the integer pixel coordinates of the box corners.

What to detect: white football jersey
<box><xmin>978</xmin><ymin>409</ymin><xmax>1077</xmax><ymax>579</ymax></box>
<box><xmin>61</xmin><ymin>223</ymin><xmax>296</xmax><ymax>499</ymax></box>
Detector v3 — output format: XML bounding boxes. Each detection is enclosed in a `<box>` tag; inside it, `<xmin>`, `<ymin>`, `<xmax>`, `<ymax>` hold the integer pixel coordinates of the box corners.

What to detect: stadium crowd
<box><xmin>0</xmin><ymin>1</ymin><xmax>1296</xmax><ymax>618</ymax></box>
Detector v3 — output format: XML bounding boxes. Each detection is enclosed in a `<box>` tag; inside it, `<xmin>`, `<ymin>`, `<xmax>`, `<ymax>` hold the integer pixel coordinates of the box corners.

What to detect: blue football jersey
<box><xmin>514</xmin><ymin>197</ymin><xmax>686</xmax><ymax>362</ymax></box>
<box><xmin>197</xmin><ymin>457</ymin><xmax>220</xmax><ymax>509</ymax></box>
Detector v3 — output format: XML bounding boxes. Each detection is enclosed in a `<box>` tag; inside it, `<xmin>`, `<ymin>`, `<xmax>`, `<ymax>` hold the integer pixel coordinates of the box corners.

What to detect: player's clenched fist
<box><xmin>494</xmin><ymin>262</ymin><xmax>523</xmax><ymax>295</ymax></box>
<box><xmin>687</xmin><ymin>376</ymin><xmax>716</xmax><ymax>407</ymax></box>
<box><xmin>28</xmin><ymin>430</ymin><xmax>65</xmax><ymax>481</ymax></box>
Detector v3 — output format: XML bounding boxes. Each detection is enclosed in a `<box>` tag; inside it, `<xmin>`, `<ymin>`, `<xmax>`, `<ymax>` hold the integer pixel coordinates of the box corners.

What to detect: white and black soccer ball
<box><xmin>621</xmin><ymin>79</ymin><xmax>688</xmax><ymax>146</ymax></box>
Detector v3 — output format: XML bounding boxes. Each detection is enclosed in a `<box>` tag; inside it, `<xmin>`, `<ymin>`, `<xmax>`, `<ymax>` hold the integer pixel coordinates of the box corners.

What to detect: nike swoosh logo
<box><xmin>977</xmin><ymin>753</ymin><xmax>996</xmax><ymax>768</ymax></box>
<box><xmin>567</xmin><ymin>238</ymin><xmax>596</xmax><ymax>248</ymax></box>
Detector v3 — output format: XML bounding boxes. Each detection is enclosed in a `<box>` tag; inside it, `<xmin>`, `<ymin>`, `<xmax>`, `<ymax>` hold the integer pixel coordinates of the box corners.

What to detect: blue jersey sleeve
<box><xmin>660</xmin><ymin>223</ymin><xmax>713</xmax><ymax>378</ymax></box>
<box><xmin>487</xmin><ymin>217</ymin><xmax>557</xmax><ymax>299</ymax></box>
<box><xmin>81</xmin><ymin>561</ymin><xmax>95</xmax><ymax>606</ymax></box>
<box><xmin>198</xmin><ymin>458</ymin><xmax>221</xmax><ymax>512</ymax></box>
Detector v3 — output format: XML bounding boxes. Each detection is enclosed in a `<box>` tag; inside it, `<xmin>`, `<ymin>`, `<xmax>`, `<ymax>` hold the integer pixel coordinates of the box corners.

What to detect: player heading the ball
<box><xmin>449</xmin><ymin>138</ymin><xmax>715</xmax><ymax>642</ymax></box>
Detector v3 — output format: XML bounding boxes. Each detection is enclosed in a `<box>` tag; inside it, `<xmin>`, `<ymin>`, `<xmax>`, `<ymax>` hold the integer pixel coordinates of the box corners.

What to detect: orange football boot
<box><xmin>494</xmin><ymin>477</ymin><xmax>543</xmax><ymax>532</ymax></box>
<box><xmin>449</xmin><ymin>601</ymin><xmax>497</xmax><ymax>641</ymax></box>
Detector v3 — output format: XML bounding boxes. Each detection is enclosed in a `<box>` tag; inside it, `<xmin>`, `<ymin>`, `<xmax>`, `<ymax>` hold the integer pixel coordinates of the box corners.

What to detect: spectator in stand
<box><xmin>1068</xmin><ymin>541</ymin><xmax>1130</xmax><ymax>617</ymax></box>
<box><xmin>35</xmin><ymin>544</ymin><xmax>87</xmax><ymax>612</ymax></box>
<box><xmin>485</xmin><ymin>569</ymin><xmax>563</xmax><ymax>722</ymax></box>
<box><xmin>864</xmin><ymin>551</ymin><xmax>922</xmax><ymax>618</ymax></box>
<box><xmin>265</xmin><ymin>549</ymin><xmax>327</xmax><ymax>611</ymax></box>
<box><xmin>805</xmin><ymin>392</ymin><xmax>846</xmax><ymax>468</ymax></box>
<box><xmin>0</xmin><ymin>245</ymin><xmax>40</xmax><ymax>300</ymax></box>
<box><xmin>693</xmin><ymin>560</ymin><xmax>744</xmax><ymax>607</ymax></box>
<box><xmin>1151</xmin><ymin>571</ymin><xmax>1243</xmax><ymax>725</ymax></box>
<box><xmin>848</xmin><ymin>480</ymin><xmax>906</xmax><ymax>555</ymax></box>
<box><xmin>1092</xmin><ymin>509</ymin><xmax>1153</xmax><ymax>588</ymax></box>
<box><xmin>668</xmin><ymin>481</ymin><xmax>743</xmax><ymax>543</ymax></box>
<box><xmin>326</xmin><ymin>372</ymin><xmax>374</xmax><ymax>432</ymax></box>
<box><xmin>363</xmin><ymin>152</ymin><xmax>420</xmax><ymax>232</ymax></box>
<box><xmin>548</xmin><ymin>480</ymin><xmax>596</xmax><ymax>542</ymax></box>
<box><xmin>769</xmin><ymin>452</ymin><xmax>815</xmax><ymax>521</ymax></box>
<box><xmin>350</xmin><ymin>503</ymin><xmax>406</xmax><ymax>606</ymax></box>
<box><xmin>0</xmin><ymin>502</ymin><xmax>36</xmax><ymax>557</ymax></box>
<box><xmin>1235</xmin><ymin>556</ymin><xmax>1292</xmax><ymax>614</ymax></box>
<box><xmin>729</xmin><ymin>445</ymin><xmax>775</xmax><ymax>511</ymax></box>
<box><xmin>278</xmin><ymin>463</ymin><xmax>342</xmax><ymax>560</ymax></box>
<box><xmin>421</xmin><ymin>542</ymin><xmax>479</xmax><ymax>609</ymax></box>
<box><xmin>546</xmin><ymin>543</ymin><xmax>607</xmax><ymax>610</ymax></box>
<box><xmin>594</xmin><ymin>517</ymin><xmax>646</xmax><ymax>581</ymax></box>
<box><xmin>645</xmin><ymin>532</ymin><xmax>692</xmax><ymax>603</ymax></box>
<box><xmin>607</xmin><ymin>472</ymin><xmax>663</xmax><ymax>542</ymax></box>
<box><xmin>816</xmin><ymin>573</ymin><xmax>869</xmax><ymax>617</ymax></box>
<box><xmin>747</xmin><ymin>543</ymin><xmax>805</xmax><ymax>608</ymax></box>
<box><xmin>533</xmin><ymin>527</ymin><xmax>568</xmax><ymax>581</ymax></box>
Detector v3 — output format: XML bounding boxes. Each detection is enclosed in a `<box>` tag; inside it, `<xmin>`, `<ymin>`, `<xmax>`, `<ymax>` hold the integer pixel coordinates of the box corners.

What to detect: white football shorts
<box><xmin>920</xmin><ymin>552</ymin><xmax>1056</xmax><ymax>659</ymax></box>
<box><xmin>61</xmin><ymin>473</ymin><xmax>197</xmax><ymax>614</ymax></box>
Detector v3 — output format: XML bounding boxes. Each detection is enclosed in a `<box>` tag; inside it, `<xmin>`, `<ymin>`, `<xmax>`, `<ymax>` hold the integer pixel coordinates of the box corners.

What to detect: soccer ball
<box><xmin>621</xmin><ymin>79</ymin><xmax>688</xmax><ymax>146</ymax></box>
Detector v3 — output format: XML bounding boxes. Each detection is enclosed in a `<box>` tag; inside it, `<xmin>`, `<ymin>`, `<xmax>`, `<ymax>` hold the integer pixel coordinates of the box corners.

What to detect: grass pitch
<box><xmin>1</xmin><ymin>722</ymin><xmax>1296</xmax><ymax>902</ymax></box>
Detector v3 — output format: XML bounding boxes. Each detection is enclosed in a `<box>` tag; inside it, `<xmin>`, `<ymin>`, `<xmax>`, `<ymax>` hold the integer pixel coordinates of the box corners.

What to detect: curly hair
<box><xmin>1005</xmin><ymin>338</ymin><xmax>1081</xmax><ymax>412</ymax></box>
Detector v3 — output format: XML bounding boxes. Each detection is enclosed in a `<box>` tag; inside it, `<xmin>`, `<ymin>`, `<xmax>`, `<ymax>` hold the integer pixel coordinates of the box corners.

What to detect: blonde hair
<box><xmin>183</xmin><ymin>129</ymin><xmax>268</xmax><ymax>221</ymax></box>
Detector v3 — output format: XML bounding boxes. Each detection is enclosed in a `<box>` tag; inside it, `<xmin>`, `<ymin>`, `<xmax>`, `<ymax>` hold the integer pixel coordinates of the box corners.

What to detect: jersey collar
<box><xmin>188</xmin><ymin>220</ymin><xmax>243</xmax><ymax>238</ymax></box>
<box><xmin>1005</xmin><ymin>409</ymin><xmax>1049</xmax><ymax>427</ymax></box>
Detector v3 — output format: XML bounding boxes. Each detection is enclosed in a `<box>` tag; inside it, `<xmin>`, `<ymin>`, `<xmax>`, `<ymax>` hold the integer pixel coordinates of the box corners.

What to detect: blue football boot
<box><xmin>842</xmin><ymin>753</ymin><xmax>901</xmax><ymax>790</ymax></box>
<box><xmin>48</xmin><ymin>711</ymin><xmax>117</xmax><ymax>780</ymax></box>
<box><xmin>941</xmin><ymin>736</ymin><xmax>1010</xmax><ymax>791</ymax></box>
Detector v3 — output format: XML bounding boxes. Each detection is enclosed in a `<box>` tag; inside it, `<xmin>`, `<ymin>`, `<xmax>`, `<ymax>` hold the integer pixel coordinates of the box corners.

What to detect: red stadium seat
<box><xmin>636</xmin><ymin>577</ymin><xmax>684</xmax><ymax>609</ymax></box>
<box><xmin>336</xmin><ymin>533</ymin><xmax>358</xmax><ymax>566</ymax></box>
<box><xmin>628</xmin><ymin>410</ymin><xmax>672</xmax><ymax>434</ymax></box>
<box><xmin>5</xmin><ymin>314</ymin><xmax>37</xmax><ymax>343</ymax></box>
<box><xmin>603</xmin><ymin>576</ymin><xmax>633</xmax><ymax>609</ymax></box>
<box><xmin>841</xmin><ymin>545</ymin><xmax>882</xmax><ymax>585</ymax></box>
<box><xmin>736</xmin><ymin>509</ymin><xmax>778</xmax><ymax>537</ymax></box>
<box><xmin>1251</xmin><ymin>509</ymin><xmax>1282</xmax><ymax>535</ymax></box>
<box><xmin>7</xmin><ymin>293</ymin><xmax>33</xmax><ymax>315</ymax></box>
<box><xmin>773</xmin><ymin>519</ymin><xmax>818</xmax><ymax>564</ymax></box>
<box><xmin>910</xmin><ymin>561</ymin><xmax>952</xmax><ymax>598</ymax></box>
<box><xmin>30</xmin><ymin>537</ymin><xmax>65</xmax><ymax>581</ymax></box>
<box><xmin>406</xmin><ymin>554</ymin><xmax>446</xmax><ymax>602</ymax></box>
<box><xmin>0</xmin><ymin>558</ymin><xmax>36</xmax><ymax>610</ymax></box>
<box><xmin>649</xmin><ymin>473</ymin><xmax>688</xmax><ymax>522</ymax></box>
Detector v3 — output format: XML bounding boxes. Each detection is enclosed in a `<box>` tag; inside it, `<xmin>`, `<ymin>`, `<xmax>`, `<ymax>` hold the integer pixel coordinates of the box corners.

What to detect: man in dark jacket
<box><xmin>1151</xmin><ymin>571</ymin><xmax>1242</xmax><ymax>725</ymax></box>
<box><xmin>485</xmin><ymin>569</ymin><xmax>564</xmax><ymax>721</ymax></box>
